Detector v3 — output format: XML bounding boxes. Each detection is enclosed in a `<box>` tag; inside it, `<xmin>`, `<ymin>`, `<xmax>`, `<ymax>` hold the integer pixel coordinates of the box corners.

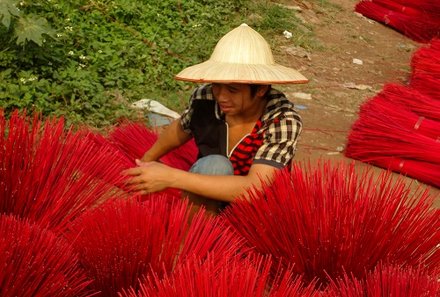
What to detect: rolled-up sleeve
<box><xmin>253</xmin><ymin>115</ymin><xmax>302</xmax><ymax>168</ymax></box>
<box><xmin>180</xmin><ymin>99</ymin><xmax>194</xmax><ymax>134</ymax></box>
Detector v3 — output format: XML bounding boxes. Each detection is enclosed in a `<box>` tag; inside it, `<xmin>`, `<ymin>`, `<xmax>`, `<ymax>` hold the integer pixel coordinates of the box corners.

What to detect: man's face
<box><xmin>212</xmin><ymin>83</ymin><xmax>255</xmax><ymax>115</ymax></box>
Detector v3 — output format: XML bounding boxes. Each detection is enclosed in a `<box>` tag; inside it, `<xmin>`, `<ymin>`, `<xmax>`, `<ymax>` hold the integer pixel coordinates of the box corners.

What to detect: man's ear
<box><xmin>256</xmin><ymin>85</ymin><xmax>270</xmax><ymax>97</ymax></box>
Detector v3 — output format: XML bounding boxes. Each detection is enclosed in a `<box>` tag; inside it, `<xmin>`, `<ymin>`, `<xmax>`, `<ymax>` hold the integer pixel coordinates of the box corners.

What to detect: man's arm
<box><xmin>171</xmin><ymin>163</ymin><xmax>277</xmax><ymax>201</ymax></box>
<box><xmin>141</xmin><ymin>119</ymin><xmax>192</xmax><ymax>162</ymax></box>
<box><xmin>124</xmin><ymin>162</ymin><xmax>278</xmax><ymax>202</ymax></box>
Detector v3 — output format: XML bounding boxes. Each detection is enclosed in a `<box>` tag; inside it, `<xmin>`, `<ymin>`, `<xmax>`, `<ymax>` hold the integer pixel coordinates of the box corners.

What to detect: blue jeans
<box><xmin>189</xmin><ymin>154</ymin><xmax>234</xmax><ymax>176</ymax></box>
<box><xmin>187</xmin><ymin>155</ymin><xmax>233</xmax><ymax>214</ymax></box>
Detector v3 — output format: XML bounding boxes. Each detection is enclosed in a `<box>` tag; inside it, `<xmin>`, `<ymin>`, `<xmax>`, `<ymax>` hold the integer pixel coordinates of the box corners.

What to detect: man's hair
<box><xmin>250</xmin><ymin>84</ymin><xmax>271</xmax><ymax>98</ymax></box>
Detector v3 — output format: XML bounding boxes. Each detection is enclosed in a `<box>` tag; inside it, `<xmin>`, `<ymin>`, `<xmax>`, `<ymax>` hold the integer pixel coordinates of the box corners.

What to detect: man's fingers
<box><xmin>124</xmin><ymin>175</ymin><xmax>145</xmax><ymax>185</ymax></box>
<box><xmin>136</xmin><ymin>159</ymin><xmax>152</xmax><ymax>167</ymax></box>
<box><xmin>121</xmin><ymin>167</ymin><xmax>144</xmax><ymax>176</ymax></box>
<box><xmin>132</xmin><ymin>182</ymin><xmax>148</xmax><ymax>191</ymax></box>
<box><xmin>125</xmin><ymin>180</ymin><xmax>149</xmax><ymax>194</ymax></box>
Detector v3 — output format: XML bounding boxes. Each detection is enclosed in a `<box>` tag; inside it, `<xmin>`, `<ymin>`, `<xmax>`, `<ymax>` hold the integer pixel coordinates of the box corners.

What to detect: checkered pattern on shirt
<box><xmin>253</xmin><ymin>89</ymin><xmax>302</xmax><ymax>168</ymax></box>
<box><xmin>253</xmin><ymin>115</ymin><xmax>302</xmax><ymax>168</ymax></box>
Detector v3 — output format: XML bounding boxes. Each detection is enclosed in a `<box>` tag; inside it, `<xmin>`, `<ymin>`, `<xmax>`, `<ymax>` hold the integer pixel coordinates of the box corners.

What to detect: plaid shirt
<box><xmin>180</xmin><ymin>84</ymin><xmax>302</xmax><ymax>175</ymax></box>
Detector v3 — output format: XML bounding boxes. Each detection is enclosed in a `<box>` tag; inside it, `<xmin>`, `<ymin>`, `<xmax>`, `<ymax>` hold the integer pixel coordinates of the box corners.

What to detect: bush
<box><xmin>0</xmin><ymin>0</ymin><xmax>312</xmax><ymax>127</ymax></box>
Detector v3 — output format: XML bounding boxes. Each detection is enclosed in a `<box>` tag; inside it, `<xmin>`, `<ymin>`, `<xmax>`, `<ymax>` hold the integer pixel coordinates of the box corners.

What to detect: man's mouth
<box><xmin>219</xmin><ymin>103</ymin><xmax>232</xmax><ymax>110</ymax></box>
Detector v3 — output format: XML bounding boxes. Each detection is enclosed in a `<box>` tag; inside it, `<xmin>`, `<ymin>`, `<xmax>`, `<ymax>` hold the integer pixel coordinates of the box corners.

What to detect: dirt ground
<box><xmin>274</xmin><ymin>0</ymin><xmax>440</xmax><ymax>203</ymax></box>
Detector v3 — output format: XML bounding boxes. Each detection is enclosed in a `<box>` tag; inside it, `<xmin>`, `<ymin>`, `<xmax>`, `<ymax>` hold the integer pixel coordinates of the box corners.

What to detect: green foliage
<box><xmin>0</xmin><ymin>0</ymin><xmax>314</xmax><ymax>128</ymax></box>
<box><xmin>15</xmin><ymin>14</ymin><xmax>55</xmax><ymax>45</ymax></box>
<box><xmin>0</xmin><ymin>0</ymin><xmax>20</xmax><ymax>28</ymax></box>
<box><xmin>246</xmin><ymin>1</ymin><xmax>316</xmax><ymax>50</ymax></box>
<box><xmin>1</xmin><ymin>0</ymin><xmax>54</xmax><ymax>45</ymax></box>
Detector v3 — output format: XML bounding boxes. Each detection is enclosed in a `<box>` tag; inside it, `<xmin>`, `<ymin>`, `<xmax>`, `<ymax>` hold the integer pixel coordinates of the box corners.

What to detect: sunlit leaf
<box><xmin>0</xmin><ymin>0</ymin><xmax>21</xmax><ymax>29</ymax></box>
<box><xmin>15</xmin><ymin>14</ymin><xmax>55</xmax><ymax>46</ymax></box>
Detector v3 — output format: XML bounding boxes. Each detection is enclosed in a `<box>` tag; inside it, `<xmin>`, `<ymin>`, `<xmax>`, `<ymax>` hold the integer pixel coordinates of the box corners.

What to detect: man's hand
<box><xmin>122</xmin><ymin>160</ymin><xmax>177</xmax><ymax>194</ymax></box>
<box><xmin>122</xmin><ymin>159</ymin><xmax>278</xmax><ymax>202</ymax></box>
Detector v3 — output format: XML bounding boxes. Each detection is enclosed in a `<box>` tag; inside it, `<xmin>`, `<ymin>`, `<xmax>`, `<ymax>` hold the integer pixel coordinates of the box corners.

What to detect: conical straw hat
<box><xmin>175</xmin><ymin>23</ymin><xmax>308</xmax><ymax>84</ymax></box>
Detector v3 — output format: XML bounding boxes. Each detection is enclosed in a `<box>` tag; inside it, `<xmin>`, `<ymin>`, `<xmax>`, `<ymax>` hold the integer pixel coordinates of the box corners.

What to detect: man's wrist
<box><xmin>141</xmin><ymin>153</ymin><xmax>156</xmax><ymax>162</ymax></box>
<box><xmin>169</xmin><ymin>168</ymin><xmax>186</xmax><ymax>190</ymax></box>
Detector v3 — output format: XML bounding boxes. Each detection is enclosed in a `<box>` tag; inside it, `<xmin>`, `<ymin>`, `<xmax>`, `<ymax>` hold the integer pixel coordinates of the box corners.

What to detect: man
<box><xmin>123</xmin><ymin>24</ymin><xmax>307</xmax><ymax>213</ymax></box>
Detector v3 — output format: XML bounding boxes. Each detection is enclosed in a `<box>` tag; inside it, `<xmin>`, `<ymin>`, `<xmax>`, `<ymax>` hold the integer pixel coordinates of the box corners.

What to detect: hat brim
<box><xmin>175</xmin><ymin>61</ymin><xmax>308</xmax><ymax>85</ymax></box>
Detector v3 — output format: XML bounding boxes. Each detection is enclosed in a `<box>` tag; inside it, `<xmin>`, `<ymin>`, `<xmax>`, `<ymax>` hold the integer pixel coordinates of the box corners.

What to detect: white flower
<box><xmin>56</xmin><ymin>33</ymin><xmax>63</xmax><ymax>38</ymax></box>
<box><xmin>19</xmin><ymin>78</ymin><xmax>26</xmax><ymax>83</ymax></box>
<box><xmin>79</xmin><ymin>63</ymin><xmax>86</xmax><ymax>68</ymax></box>
<box><xmin>64</xmin><ymin>26</ymin><xmax>73</xmax><ymax>31</ymax></box>
<box><xmin>98</xmin><ymin>50</ymin><xmax>103</xmax><ymax>54</ymax></box>
<box><xmin>79</xmin><ymin>55</ymin><xmax>87</xmax><ymax>60</ymax></box>
<box><xmin>68</xmin><ymin>50</ymin><xmax>74</xmax><ymax>56</ymax></box>
<box><xmin>28</xmin><ymin>76</ymin><xmax>37</xmax><ymax>81</ymax></box>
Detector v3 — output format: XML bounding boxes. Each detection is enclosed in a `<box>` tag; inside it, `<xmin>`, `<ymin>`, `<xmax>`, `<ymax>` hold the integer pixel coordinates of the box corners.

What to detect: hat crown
<box><xmin>174</xmin><ymin>24</ymin><xmax>308</xmax><ymax>84</ymax></box>
<box><xmin>209</xmin><ymin>23</ymin><xmax>275</xmax><ymax>65</ymax></box>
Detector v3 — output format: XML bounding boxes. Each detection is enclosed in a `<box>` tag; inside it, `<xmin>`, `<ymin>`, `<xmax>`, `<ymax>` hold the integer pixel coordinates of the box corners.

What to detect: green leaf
<box><xmin>0</xmin><ymin>0</ymin><xmax>21</xmax><ymax>28</ymax></box>
<box><xmin>15</xmin><ymin>15</ymin><xmax>55</xmax><ymax>46</ymax></box>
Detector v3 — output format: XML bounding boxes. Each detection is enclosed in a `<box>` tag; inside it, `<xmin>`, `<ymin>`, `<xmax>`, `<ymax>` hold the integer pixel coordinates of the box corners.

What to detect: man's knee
<box><xmin>187</xmin><ymin>155</ymin><xmax>233</xmax><ymax>215</ymax></box>
<box><xmin>189</xmin><ymin>155</ymin><xmax>234</xmax><ymax>175</ymax></box>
